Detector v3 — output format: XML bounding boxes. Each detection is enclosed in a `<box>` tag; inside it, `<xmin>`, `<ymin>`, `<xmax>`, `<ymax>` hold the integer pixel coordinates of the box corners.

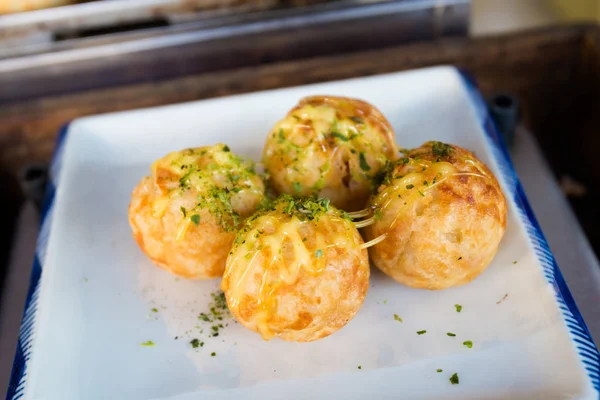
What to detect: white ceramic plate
<box><xmin>8</xmin><ymin>66</ymin><xmax>600</xmax><ymax>400</ymax></box>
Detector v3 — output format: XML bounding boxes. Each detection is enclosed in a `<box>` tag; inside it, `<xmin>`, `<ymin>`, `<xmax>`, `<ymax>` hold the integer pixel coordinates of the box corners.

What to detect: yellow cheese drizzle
<box><xmin>362</xmin><ymin>159</ymin><xmax>491</xmax><ymax>247</ymax></box>
<box><xmin>279</xmin><ymin>104</ymin><xmax>387</xmax><ymax>190</ymax></box>
<box><xmin>223</xmin><ymin>214</ymin><xmax>355</xmax><ymax>340</ymax></box>
<box><xmin>148</xmin><ymin>145</ymin><xmax>261</xmax><ymax>242</ymax></box>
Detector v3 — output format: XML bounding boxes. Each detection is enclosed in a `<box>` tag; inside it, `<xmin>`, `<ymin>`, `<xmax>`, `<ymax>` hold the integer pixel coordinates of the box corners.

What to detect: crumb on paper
<box><xmin>393</xmin><ymin>314</ymin><xmax>403</xmax><ymax>323</ymax></box>
<box><xmin>496</xmin><ymin>293</ymin><xmax>509</xmax><ymax>304</ymax></box>
<box><xmin>454</xmin><ymin>304</ymin><xmax>462</xmax><ymax>313</ymax></box>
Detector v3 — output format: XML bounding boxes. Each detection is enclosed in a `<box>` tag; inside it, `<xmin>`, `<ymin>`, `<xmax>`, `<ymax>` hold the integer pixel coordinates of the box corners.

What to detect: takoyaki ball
<box><xmin>263</xmin><ymin>96</ymin><xmax>399</xmax><ymax>211</ymax></box>
<box><xmin>364</xmin><ymin>142</ymin><xmax>507</xmax><ymax>290</ymax></box>
<box><xmin>129</xmin><ymin>144</ymin><xmax>265</xmax><ymax>279</ymax></box>
<box><xmin>221</xmin><ymin>195</ymin><xmax>370</xmax><ymax>342</ymax></box>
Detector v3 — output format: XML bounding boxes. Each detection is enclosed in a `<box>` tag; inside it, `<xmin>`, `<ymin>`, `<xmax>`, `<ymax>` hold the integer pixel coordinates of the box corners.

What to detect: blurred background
<box><xmin>1</xmin><ymin>0</ymin><xmax>600</xmax><ymax>395</ymax></box>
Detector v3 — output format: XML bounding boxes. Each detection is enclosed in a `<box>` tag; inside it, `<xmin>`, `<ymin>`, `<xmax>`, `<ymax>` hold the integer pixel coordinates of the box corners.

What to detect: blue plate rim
<box><xmin>6</xmin><ymin>69</ymin><xmax>600</xmax><ymax>399</ymax></box>
<box><xmin>458</xmin><ymin>68</ymin><xmax>600</xmax><ymax>396</ymax></box>
<box><xmin>6</xmin><ymin>124</ymin><xmax>69</xmax><ymax>400</ymax></box>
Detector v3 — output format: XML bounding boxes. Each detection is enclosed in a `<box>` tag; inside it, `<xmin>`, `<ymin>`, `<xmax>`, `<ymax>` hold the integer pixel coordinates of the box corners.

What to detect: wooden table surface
<box><xmin>0</xmin><ymin>24</ymin><xmax>595</xmax><ymax>175</ymax></box>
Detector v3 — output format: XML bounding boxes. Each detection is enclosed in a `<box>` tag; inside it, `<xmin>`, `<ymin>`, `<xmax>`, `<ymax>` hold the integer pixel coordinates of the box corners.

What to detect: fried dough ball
<box><xmin>128</xmin><ymin>144</ymin><xmax>265</xmax><ymax>279</ymax></box>
<box><xmin>221</xmin><ymin>196</ymin><xmax>370</xmax><ymax>342</ymax></box>
<box><xmin>364</xmin><ymin>142</ymin><xmax>507</xmax><ymax>290</ymax></box>
<box><xmin>263</xmin><ymin>96</ymin><xmax>399</xmax><ymax>211</ymax></box>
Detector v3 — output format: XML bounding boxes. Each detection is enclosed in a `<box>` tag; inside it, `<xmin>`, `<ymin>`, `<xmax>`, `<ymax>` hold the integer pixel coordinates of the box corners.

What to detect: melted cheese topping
<box><xmin>264</xmin><ymin>99</ymin><xmax>395</xmax><ymax>196</ymax></box>
<box><xmin>223</xmin><ymin>214</ymin><xmax>356</xmax><ymax>340</ymax></box>
<box><xmin>145</xmin><ymin>144</ymin><xmax>264</xmax><ymax>239</ymax></box>
<box><xmin>375</xmin><ymin>160</ymin><xmax>490</xmax><ymax>232</ymax></box>
<box><xmin>151</xmin><ymin>195</ymin><xmax>171</xmax><ymax>218</ymax></box>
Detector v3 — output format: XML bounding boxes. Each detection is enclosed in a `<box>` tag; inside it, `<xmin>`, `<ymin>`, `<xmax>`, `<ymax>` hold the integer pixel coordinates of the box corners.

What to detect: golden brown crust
<box><xmin>129</xmin><ymin>178</ymin><xmax>235</xmax><ymax>279</ymax></box>
<box><xmin>364</xmin><ymin>142</ymin><xmax>507</xmax><ymax>290</ymax></box>
<box><xmin>128</xmin><ymin>145</ymin><xmax>265</xmax><ymax>279</ymax></box>
<box><xmin>263</xmin><ymin>95</ymin><xmax>399</xmax><ymax>211</ymax></box>
<box><xmin>221</xmin><ymin>197</ymin><xmax>370</xmax><ymax>342</ymax></box>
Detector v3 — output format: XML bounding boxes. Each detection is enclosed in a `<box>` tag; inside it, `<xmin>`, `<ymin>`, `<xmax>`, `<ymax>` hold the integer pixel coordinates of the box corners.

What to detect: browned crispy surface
<box><xmin>365</xmin><ymin>142</ymin><xmax>507</xmax><ymax>290</ymax></box>
<box><xmin>263</xmin><ymin>95</ymin><xmax>399</xmax><ymax>211</ymax></box>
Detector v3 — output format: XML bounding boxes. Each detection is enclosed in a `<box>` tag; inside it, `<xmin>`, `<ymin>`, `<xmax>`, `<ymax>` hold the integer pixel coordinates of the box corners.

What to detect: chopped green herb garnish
<box><xmin>278</xmin><ymin>129</ymin><xmax>285</xmax><ymax>143</ymax></box>
<box><xmin>431</xmin><ymin>141</ymin><xmax>453</xmax><ymax>158</ymax></box>
<box><xmin>190</xmin><ymin>338</ymin><xmax>201</xmax><ymax>348</ymax></box>
<box><xmin>393</xmin><ymin>314</ymin><xmax>403</xmax><ymax>322</ymax></box>
<box><xmin>463</xmin><ymin>340</ymin><xmax>473</xmax><ymax>348</ymax></box>
<box><xmin>374</xmin><ymin>209</ymin><xmax>383</xmax><ymax>221</ymax></box>
<box><xmin>423</xmin><ymin>181</ymin><xmax>428</xmax><ymax>185</ymax></box>
<box><xmin>180</xmin><ymin>206</ymin><xmax>187</xmax><ymax>217</ymax></box>
<box><xmin>246</xmin><ymin>195</ymin><xmax>337</xmax><ymax>226</ymax></box>
<box><xmin>417</xmin><ymin>330</ymin><xmax>427</xmax><ymax>335</ymax></box>
<box><xmin>84</xmin><ymin>277</ymin><xmax>88</xmax><ymax>282</ymax></box>
<box><xmin>350</xmin><ymin>116</ymin><xmax>364</xmax><ymax>124</ymax></box>
<box><xmin>191</xmin><ymin>214</ymin><xmax>201</xmax><ymax>225</ymax></box>
<box><xmin>199</xmin><ymin>313</ymin><xmax>210</xmax><ymax>322</ymax></box>
<box><xmin>449</xmin><ymin>373</ymin><xmax>459</xmax><ymax>385</ymax></box>
<box><xmin>196</xmin><ymin>290</ymin><xmax>232</xmax><ymax>338</ymax></box>
<box><xmin>293</xmin><ymin>181</ymin><xmax>302</xmax><ymax>193</ymax></box>
<box><xmin>437</xmin><ymin>369</ymin><xmax>443</xmax><ymax>373</ymax></box>
<box><xmin>211</xmin><ymin>352</ymin><xmax>216</xmax><ymax>357</ymax></box>
<box><xmin>222</xmin><ymin>145</ymin><xmax>231</xmax><ymax>152</ymax></box>
<box><xmin>383</xmin><ymin>299</ymin><xmax>388</xmax><ymax>304</ymax></box>
<box><xmin>330</xmin><ymin>131</ymin><xmax>349</xmax><ymax>141</ymax></box>
<box><xmin>151</xmin><ymin>308</ymin><xmax>158</xmax><ymax>313</ymax></box>
<box><xmin>457</xmin><ymin>256</ymin><xmax>462</xmax><ymax>260</ymax></box>
<box><xmin>140</xmin><ymin>341</ymin><xmax>155</xmax><ymax>347</ymax></box>
<box><xmin>359</xmin><ymin>152</ymin><xmax>371</xmax><ymax>171</ymax></box>
<box><xmin>315</xmin><ymin>249</ymin><xmax>323</xmax><ymax>258</ymax></box>
<box><xmin>402</xmin><ymin>157</ymin><xmax>409</xmax><ymax>164</ymax></box>
<box><xmin>455</xmin><ymin>304</ymin><xmax>462</xmax><ymax>313</ymax></box>
<box><xmin>406</xmin><ymin>184</ymin><xmax>414</xmax><ymax>189</ymax></box>
<box><xmin>357</xmin><ymin>365</ymin><xmax>362</xmax><ymax>369</ymax></box>
<box><xmin>513</xmin><ymin>260</ymin><xmax>518</xmax><ymax>264</ymax></box>
<box><xmin>285</xmin><ymin>200</ymin><xmax>295</xmax><ymax>214</ymax></box>
<box><xmin>447</xmin><ymin>332</ymin><xmax>456</xmax><ymax>337</ymax></box>
<box><xmin>417</xmin><ymin>189</ymin><xmax>425</xmax><ymax>197</ymax></box>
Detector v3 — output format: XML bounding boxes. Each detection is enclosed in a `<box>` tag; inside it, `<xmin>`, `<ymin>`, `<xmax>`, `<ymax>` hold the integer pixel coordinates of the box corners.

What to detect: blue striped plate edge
<box><xmin>6</xmin><ymin>124</ymin><xmax>69</xmax><ymax>400</ymax></box>
<box><xmin>459</xmin><ymin>68</ymin><xmax>600</xmax><ymax>396</ymax></box>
